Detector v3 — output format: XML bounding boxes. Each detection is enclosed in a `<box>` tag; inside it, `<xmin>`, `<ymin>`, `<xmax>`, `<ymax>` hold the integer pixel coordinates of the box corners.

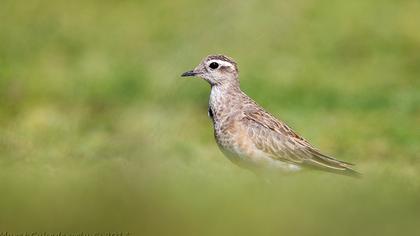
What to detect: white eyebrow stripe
<box><xmin>208</xmin><ymin>59</ymin><xmax>233</xmax><ymax>68</ymax></box>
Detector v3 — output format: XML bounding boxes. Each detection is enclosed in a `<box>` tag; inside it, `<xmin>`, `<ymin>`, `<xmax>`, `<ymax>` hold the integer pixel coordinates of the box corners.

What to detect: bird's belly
<box><xmin>214</xmin><ymin>124</ymin><xmax>301</xmax><ymax>172</ymax></box>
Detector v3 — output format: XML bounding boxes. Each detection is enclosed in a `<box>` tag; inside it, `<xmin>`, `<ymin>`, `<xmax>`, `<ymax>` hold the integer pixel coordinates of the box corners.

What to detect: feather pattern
<box><xmin>241</xmin><ymin>109</ymin><xmax>359</xmax><ymax>176</ymax></box>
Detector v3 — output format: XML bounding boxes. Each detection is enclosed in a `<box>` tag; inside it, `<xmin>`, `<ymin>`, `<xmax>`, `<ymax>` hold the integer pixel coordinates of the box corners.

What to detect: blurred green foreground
<box><xmin>0</xmin><ymin>0</ymin><xmax>419</xmax><ymax>235</ymax></box>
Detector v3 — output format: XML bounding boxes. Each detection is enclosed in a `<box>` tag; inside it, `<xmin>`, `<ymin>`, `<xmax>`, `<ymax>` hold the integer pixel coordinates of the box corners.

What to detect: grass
<box><xmin>0</xmin><ymin>0</ymin><xmax>419</xmax><ymax>235</ymax></box>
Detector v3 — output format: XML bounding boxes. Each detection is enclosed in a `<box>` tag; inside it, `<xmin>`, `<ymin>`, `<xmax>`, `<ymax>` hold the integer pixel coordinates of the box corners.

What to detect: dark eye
<box><xmin>209</xmin><ymin>62</ymin><xmax>219</xmax><ymax>69</ymax></box>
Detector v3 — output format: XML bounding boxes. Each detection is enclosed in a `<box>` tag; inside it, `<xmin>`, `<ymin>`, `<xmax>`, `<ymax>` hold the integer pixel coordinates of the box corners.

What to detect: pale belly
<box><xmin>214</xmin><ymin>124</ymin><xmax>301</xmax><ymax>173</ymax></box>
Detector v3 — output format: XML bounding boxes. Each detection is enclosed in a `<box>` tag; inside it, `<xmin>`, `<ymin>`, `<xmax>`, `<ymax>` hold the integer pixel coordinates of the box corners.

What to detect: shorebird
<box><xmin>181</xmin><ymin>54</ymin><xmax>359</xmax><ymax>177</ymax></box>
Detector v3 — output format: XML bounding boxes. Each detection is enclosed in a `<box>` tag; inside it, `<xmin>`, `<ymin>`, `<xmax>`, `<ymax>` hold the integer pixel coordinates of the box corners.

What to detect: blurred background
<box><xmin>0</xmin><ymin>0</ymin><xmax>419</xmax><ymax>235</ymax></box>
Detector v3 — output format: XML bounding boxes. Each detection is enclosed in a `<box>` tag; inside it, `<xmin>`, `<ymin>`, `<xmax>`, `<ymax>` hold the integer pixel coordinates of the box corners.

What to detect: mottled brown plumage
<box><xmin>181</xmin><ymin>54</ymin><xmax>359</xmax><ymax>177</ymax></box>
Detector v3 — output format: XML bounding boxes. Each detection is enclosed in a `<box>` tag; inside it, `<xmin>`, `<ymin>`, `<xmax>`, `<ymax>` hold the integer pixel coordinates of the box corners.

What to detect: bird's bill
<box><xmin>181</xmin><ymin>70</ymin><xmax>198</xmax><ymax>77</ymax></box>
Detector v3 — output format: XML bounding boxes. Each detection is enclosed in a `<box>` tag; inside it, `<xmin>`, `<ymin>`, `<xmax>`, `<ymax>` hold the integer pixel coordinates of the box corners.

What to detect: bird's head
<box><xmin>181</xmin><ymin>54</ymin><xmax>239</xmax><ymax>87</ymax></box>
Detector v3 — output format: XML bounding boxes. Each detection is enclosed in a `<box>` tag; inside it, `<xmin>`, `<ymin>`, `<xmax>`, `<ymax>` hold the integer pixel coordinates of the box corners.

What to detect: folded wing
<box><xmin>241</xmin><ymin>110</ymin><xmax>360</xmax><ymax>177</ymax></box>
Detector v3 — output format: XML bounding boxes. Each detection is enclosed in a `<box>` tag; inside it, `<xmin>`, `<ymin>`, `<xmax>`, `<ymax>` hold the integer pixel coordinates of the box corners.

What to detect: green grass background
<box><xmin>0</xmin><ymin>0</ymin><xmax>419</xmax><ymax>235</ymax></box>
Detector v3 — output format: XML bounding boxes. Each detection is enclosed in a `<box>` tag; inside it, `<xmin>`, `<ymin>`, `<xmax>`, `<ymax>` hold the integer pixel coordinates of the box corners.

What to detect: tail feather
<box><xmin>304</xmin><ymin>149</ymin><xmax>361</xmax><ymax>178</ymax></box>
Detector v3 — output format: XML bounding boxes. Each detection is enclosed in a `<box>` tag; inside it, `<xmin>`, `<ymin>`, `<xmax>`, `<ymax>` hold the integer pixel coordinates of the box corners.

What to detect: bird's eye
<box><xmin>209</xmin><ymin>62</ymin><xmax>219</xmax><ymax>69</ymax></box>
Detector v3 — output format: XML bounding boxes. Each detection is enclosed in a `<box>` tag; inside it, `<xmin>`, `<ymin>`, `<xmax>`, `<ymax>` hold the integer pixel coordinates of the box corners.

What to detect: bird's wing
<box><xmin>241</xmin><ymin>110</ymin><xmax>359</xmax><ymax>176</ymax></box>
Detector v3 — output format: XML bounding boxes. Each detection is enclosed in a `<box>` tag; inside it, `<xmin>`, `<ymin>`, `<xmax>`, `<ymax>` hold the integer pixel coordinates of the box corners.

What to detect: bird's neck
<box><xmin>209</xmin><ymin>83</ymin><xmax>242</xmax><ymax>110</ymax></box>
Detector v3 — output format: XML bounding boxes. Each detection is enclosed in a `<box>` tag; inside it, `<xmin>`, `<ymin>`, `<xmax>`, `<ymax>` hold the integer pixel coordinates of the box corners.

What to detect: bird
<box><xmin>181</xmin><ymin>54</ymin><xmax>360</xmax><ymax>177</ymax></box>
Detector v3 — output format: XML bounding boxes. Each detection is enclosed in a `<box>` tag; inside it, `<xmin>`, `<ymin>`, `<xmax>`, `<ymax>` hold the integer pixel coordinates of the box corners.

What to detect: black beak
<box><xmin>181</xmin><ymin>70</ymin><xmax>197</xmax><ymax>77</ymax></box>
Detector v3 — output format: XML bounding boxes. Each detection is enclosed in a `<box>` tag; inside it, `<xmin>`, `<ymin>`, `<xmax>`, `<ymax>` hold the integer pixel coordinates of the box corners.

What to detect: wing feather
<box><xmin>241</xmin><ymin>109</ymin><xmax>360</xmax><ymax>177</ymax></box>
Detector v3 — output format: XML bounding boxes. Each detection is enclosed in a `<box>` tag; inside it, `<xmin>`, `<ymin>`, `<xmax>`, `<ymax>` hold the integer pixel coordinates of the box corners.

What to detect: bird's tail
<box><xmin>305</xmin><ymin>149</ymin><xmax>361</xmax><ymax>178</ymax></box>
